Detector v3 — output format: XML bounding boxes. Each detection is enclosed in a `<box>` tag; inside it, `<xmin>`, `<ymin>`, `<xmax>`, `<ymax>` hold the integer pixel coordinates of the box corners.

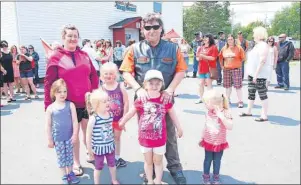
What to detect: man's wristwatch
<box><xmin>135</xmin><ymin>87</ymin><xmax>142</xmax><ymax>94</ymax></box>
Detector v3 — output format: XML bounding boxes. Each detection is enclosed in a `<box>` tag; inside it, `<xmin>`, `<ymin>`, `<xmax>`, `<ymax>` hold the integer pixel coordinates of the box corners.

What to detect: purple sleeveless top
<box><xmin>104</xmin><ymin>83</ymin><xmax>124</xmax><ymax>122</ymax></box>
<box><xmin>51</xmin><ymin>101</ymin><xmax>73</xmax><ymax>141</ymax></box>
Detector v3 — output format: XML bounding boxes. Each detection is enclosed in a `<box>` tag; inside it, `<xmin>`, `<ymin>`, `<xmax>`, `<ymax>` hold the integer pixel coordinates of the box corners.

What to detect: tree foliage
<box><xmin>269</xmin><ymin>2</ymin><xmax>300</xmax><ymax>39</ymax></box>
<box><xmin>183</xmin><ymin>2</ymin><xmax>232</xmax><ymax>43</ymax></box>
<box><xmin>232</xmin><ymin>21</ymin><xmax>267</xmax><ymax>40</ymax></box>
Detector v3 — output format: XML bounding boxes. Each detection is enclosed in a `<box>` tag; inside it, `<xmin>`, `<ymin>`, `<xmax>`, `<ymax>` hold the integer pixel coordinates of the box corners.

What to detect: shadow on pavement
<box><xmin>253</xmin><ymin>114</ymin><xmax>300</xmax><ymax>126</ymax></box>
<box><xmin>230</xmin><ymin>103</ymin><xmax>261</xmax><ymax>109</ymax></box>
<box><xmin>268</xmin><ymin>84</ymin><xmax>300</xmax><ymax>91</ymax></box>
<box><xmin>162</xmin><ymin>170</ymin><xmax>255</xmax><ymax>184</ymax></box>
<box><xmin>183</xmin><ymin>109</ymin><xmax>206</xmax><ymax>115</ymax></box>
<box><xmin>80</xmin><ymin>161</ymin><xmax>145</xmax><ymax>184</ymax></box>
<box><xmin>0</xmin><ymin>110</ymin><xmax>13</xmax><ymax>116</ymax></box>
<box><xmin>267</xmin><ymin>90</ymin><xmax>296</xmax><ymax>94</ymax></box>
<box><xmin>176</xmin><ymin>94</ymin><xmax>199</xmax><ymax>100</ymax></box>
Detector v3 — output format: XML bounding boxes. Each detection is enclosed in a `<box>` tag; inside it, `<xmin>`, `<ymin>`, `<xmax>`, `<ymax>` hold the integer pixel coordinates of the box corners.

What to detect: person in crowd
<box><xmin>86</xmin><ymin>88</ymin><xmax>120</xmax><ymax>185</ymax></box>
<box><xmin>11</xmin><ymin>45</ymin><xmax>22</xmax><ymax>93</ymax></box>
<box><xmin>240</xmin><ymin>26</ymin><xmax>271</xmax><ymax>122</ymax></box>
<box><xmin>82</xmin><ymin>39</ymin><xmax>102</xmax><ymax>77</ymax></box>
<box><xmin>0</xmin><ymin>62</ymin><xmax>7</xmax><ymax>107</ymax></box>
<box><xmin>0</xmin><ymin>40</ymin><xmax>15</xmax><ymax>102</ymax></box>
<box><xmin>17</xmin><ymin>45</ymin><xmax>38</xmax><ymax>100</ymax></box>
<box><xmin>44</xmin><ymin>24</ymin><xmax>99</xmax><ymax>176</ymax></box>
<box><xmin>45</xmin><ymin>78</ymin><xmax>80</xmax><ymax>184</ymax></box>
<box><xmin>179</xmin><ymin>39</ymin><xmax>191</xmax><ymax>77</ymax></box>
<box><xmin>100</xmin><ymin>62</ymin><xmax>129</xmax><ymax>168</ymax></box>
<box><xmin>275</xmin><ymin>33</ymin><xmax>295</xmax><ymax>91</ymax></box>
<box><xmin>28</xmin><ymin>45</ymin><xmax>40</xmax><ymax>87</ymax></box>
<box><xmin>113</xmin><ymin>40</ymin><xmax>125</xmax><ymax>70</ymax></box>
<box><xmin>216</xmin><ymin>31</ymin><xmax>226</xmax><ymax>85</ymax></box>
<box><xmin>96</xmin><ymin>40</ymin><xmax>107</xmax><ymax>65</ymax></box>
<box><xmin>219</xmin><ymin>34</ymin><xmax>245</xmax><ymax>108</ymax></box>
<box><xmin>119</xmin><ymin>70</ymin><xmax>183</xmax><ymax>185</ymax></box>
<box><xmin>199</xmin><ymin>89</ymin><xmax>233</xmax><ymax>184</ymax></box>
<box><xmin>266</xmin><ymin>36</ymin><xmax>278</xmax><ymax>88</ymax></box>
<box><xmin>120</xmin><ymin>13</ymin><xmax>188</xmax><ymax>184</ymax></box>
<box><xmin>122</xmin><ymin>39</ymin><xmax>136</xmax><ymax>59</ymax></box>
<box><xmin>191</xmin><ymin>32</ymin><xmax>203</xmax><ymax>78</ymax></box>
<box><xmin>101</xmin><ymin>40</ymin><xmax>113</xmax><ymax>63</ymax></box>
<box><xmin>195</xmin><ymin>33</ymin><xmax>218</xmax><ymax>104</ymax></box>
<box><xmin>236</xmin><ymin>31</ymin><xmax>249</xmax><ymax>80</ymax></box>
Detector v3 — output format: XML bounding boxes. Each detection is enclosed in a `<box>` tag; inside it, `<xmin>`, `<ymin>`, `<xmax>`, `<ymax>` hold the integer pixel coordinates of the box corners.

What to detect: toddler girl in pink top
<box><xmin>119</xmin><ymin>70</ymin><xmax>183</xmax><ymax>184</ymax></box>
<box><xmin>199</xmin><ymin>89</ymin><xmax>233</xmax><ymax>184</ymax></box>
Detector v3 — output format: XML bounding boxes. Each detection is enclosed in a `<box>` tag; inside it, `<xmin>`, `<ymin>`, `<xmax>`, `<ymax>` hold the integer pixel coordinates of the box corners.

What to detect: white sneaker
<box><xmin>195</xmin><ymin>99</ymin><xmax>203</xmax><ymax>104</ymax></box>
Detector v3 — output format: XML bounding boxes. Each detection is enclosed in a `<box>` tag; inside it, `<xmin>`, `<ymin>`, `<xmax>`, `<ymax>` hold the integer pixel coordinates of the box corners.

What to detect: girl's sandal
<box><xmin>239</xmin><ymin>112</ymin><xmax>252</xmax><ymax>117</ymax></box>
<box><xmin>238</xmin><ymin>101</ymin><xmax>244</xmax><ymax>108</ymax></box>
<box><xmin>25</xmin><ymin>96</ymin><xmax>31</xmax><ymax>100</ymax></box>
<box><xmin>73</xmin><ymin>165</ymin><xmax>84</xmax><ymax>176</ymax></box>
<box><xmin>255</xmin><ymin>117</ymin><xmax>268</xmax><ymax>122</ymax></box>
<box><xmin>111</xmin><ymin>180</ymin><xmax>120</xmax><ymax>185</ymax></box>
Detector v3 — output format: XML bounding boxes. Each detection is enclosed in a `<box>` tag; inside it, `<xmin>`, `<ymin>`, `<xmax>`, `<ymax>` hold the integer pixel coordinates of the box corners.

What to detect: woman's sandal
<box><xmin>25</xmin><ymin>96</ymin><xmax>31</xmax><ymax>100</ymax></box>
<box><xmin>239</xmin><ymin>112</ymin><xmax>252</xmax><ymax>117</ymax></box>
<box><xmin>73</xmin><ymin>165</ymin><xmax>84</xmax><ymax>176</ymax></box>
<box><xmin>255</xmin><ymin>117</ymin><xmax>268</xmax><ymax>122</ymax></box>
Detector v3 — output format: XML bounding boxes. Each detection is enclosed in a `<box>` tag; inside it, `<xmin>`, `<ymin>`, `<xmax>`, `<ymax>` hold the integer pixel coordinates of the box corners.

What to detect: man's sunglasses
<box><xmin>279</xmin><ymin>37</ymin><xmax>284</xmax><ymax>39</ymax></box>
<box><xmin>144</xmin><ymin>25</ymin><xmax>160</xmax><ymax>31</ymax></box>
<box><xmin>29</xmin><ymin>48</ymin><xmax>34</xmax><ymax>49</ymax></box>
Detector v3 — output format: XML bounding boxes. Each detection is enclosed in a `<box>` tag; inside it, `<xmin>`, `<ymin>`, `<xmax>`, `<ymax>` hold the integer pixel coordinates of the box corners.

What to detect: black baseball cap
<box><xmin>28</xmin><ymin>45</ymin><xmax>34</xmax><ymax>49</ymax></box>
<box><xmin>194</xmin><ymin>32</ymin><xmax>200</xmax><ymax>36</ymax></box>
<box><xmin>238</xmin><ymin>31</ymin><xmax>243</xmax><ymax>34</ymax></box>
<box><xmin>218</xmin><ymin>31</ymin><xmax>224</xmax><ymax>35</ymax></box>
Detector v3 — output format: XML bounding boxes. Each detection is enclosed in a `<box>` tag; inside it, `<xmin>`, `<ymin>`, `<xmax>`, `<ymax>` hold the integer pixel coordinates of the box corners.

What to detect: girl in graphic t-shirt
<box><xmin>119</xmin><ymin>69</ymin><xmax>183</xmax><ymax>184</ymax></box>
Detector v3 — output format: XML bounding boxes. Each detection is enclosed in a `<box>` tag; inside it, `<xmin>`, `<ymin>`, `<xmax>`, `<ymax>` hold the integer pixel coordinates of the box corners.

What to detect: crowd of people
<box><xmin>0</xmin><ymin>41</ymin><xmax>40</xmax><ymax>107</ymax></box>
<box><xmin>1</xmin><ymin>11</ymin><xmax>296</xmax><ymax>185</ymax></box>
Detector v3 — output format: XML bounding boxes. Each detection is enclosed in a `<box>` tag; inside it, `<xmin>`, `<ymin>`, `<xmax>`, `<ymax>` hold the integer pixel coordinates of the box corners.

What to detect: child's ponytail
<box><xmin>85</xmin><ymin>92</ymin><xmax>94</xmax><ymax>115</ymax></box>
<box><xmin>222</xmin><ymin>94</ymin><xmax>230</xmax><ymax>110</ymax></box>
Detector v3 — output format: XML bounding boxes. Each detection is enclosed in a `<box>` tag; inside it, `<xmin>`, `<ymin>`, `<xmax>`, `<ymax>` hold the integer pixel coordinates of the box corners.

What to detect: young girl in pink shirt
<box><xmin>119</xmin><ymin>70</ymin><xmax>183</xmax><ymax>184</ymax></box>
<box><xmin>199</xmin><ymin>89</ymin><xmax>233</xmax><ymax>184</ymax></box>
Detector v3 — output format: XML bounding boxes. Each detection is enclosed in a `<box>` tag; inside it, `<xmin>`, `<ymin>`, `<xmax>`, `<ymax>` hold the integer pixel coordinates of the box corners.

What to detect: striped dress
<box><xmin>92</xmin><ymin>114</ymin><xmax>115</xmax><ymax>155</ymax></box>
<box><xmin>200</xmin><ymin>109</ymin><xmax>232</xmax><ymax>152</ymax></box>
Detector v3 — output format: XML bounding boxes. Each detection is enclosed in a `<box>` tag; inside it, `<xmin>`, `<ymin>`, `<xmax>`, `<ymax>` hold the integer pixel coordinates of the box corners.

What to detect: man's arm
<box><xmin>287</xmin><ymin>42</ymin><xmax>295</xmax><ymax>62</ymax></box>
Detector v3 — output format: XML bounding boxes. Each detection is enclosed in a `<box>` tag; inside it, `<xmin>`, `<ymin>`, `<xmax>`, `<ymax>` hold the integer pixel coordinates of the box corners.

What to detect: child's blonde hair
<box><xmin>85</xmin><ymin>88</ymin><xmax>109</xmax><ymax>115</ymax></box>
<box><xmin>100</xmin><ymin>62</ymin><xmax>120</xmax><ymax>82</ymax></box>
<box><xmin>203</xmin><ymin>89</ymin><xmax>229</xmax><ymax>110</ymax></box>
<box><xmin>50</xmin><ymin>78</ymin><xmax>67</xmax><ymax>101</ymax></box>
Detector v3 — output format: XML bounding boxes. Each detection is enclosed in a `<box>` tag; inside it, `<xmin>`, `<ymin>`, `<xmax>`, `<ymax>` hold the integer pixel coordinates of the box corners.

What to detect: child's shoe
<box><xmin>202</xmin><ymin>174</ymin><xmax>211</xmax><ymax>184</ymax></box>
<box><xmin>62</xmin><ymin>175</ymin><xmax>69</xmax><ymax>184</ymax></box>
<box><xmin>68</xmin><ymin>171</ymin><xmax>80</xmax><ymax>184</ymax></box>
<box><xmin>212</xmin><ymin>174</ymin><xmax>220</xmax><ymax>184</ymax></box>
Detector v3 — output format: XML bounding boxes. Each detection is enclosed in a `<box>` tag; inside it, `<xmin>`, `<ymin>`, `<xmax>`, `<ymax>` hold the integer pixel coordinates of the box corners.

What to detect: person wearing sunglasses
<box><xmin>28</xmin><ymin>45</ymin><xmax>40</xmax><ymax>88</ymax></box>
<box><xmin>275</xmin><ymin>34</ymin><xmax>295</xmax><ymax>90</ymax></box>
<box><xmin>266</xmin><ymin>37</ymin><xmax>278</xmax><ymax>89</ymax></box>
<box><xmin>120</xmin><ymin>13</ymin><xmax>188</xmax><ymax>185</ymax></box>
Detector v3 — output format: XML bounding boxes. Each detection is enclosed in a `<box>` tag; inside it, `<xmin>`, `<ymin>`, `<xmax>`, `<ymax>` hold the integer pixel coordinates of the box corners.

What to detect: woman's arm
<box><xmin>273</xmin><ymin>46</ymin><xmax>278</xmax><ymax>69</ymax></box>
<box><xmin>22</xmin><ymin>54</ymin><xmax>33</xmax><ymax>62</ymax></box>
<box><xmin>44</xmin><ymin>64</ymin><xmax>59</xmax><ymax>110</ymax></box>
<box><xmin>253</xmin><ymin>43</ymin><xmax>269</xmax><ymax>79</ymax></box>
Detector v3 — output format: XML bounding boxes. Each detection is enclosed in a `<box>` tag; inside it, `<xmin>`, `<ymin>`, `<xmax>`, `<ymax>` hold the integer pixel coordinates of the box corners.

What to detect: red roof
<box><xmin>163</xmin><ymin>29</ymin><xmax>181</xmax><ymax>39</ymax></box>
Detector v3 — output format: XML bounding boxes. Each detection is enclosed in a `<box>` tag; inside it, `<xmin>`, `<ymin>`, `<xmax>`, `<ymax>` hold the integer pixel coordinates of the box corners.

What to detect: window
<box><xmin>153</xmin><ymin>2</ymin><xmax>162</xmax><ymax>14</ymax></box>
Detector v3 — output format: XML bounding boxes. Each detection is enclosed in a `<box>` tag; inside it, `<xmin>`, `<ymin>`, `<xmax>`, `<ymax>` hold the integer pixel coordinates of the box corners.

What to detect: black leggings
<box><xmin>248</xmin><ymin>75</ymin><xmax>268</xmax><ymax>101</ymax></box>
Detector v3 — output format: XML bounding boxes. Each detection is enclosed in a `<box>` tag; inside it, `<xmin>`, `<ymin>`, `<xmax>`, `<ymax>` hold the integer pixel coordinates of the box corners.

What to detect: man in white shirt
<box><xmin>82</xmin><ymin>39</ymin><xmax>101</xmax><ymax>76</ymax></box>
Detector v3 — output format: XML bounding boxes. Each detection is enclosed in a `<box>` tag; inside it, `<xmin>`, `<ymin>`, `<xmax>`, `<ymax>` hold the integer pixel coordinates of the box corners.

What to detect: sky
<box><xmin>183</xmin><ymin>2</ymin><xmax>293</xmax><ymax>26</ymax></box>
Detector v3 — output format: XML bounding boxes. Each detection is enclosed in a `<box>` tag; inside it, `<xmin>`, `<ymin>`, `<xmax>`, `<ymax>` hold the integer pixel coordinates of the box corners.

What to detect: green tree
<box><xmin>183</xmin><ymin>2</ymin><xmax>232</xmax><ymax>44</ymax></box>
<box><xmin>269</xmin><ymin>2</ymin><xmax>300</xmax><ymax>39</ymax></box>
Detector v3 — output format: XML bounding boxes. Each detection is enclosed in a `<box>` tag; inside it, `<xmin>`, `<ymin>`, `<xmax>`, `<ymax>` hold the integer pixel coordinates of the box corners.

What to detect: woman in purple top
<box><xmin>100</xmin><ymin>62</ymin><xmax>129</xmax><ymax>168</ymax></box>
<box><xmin>45</xmin><ymin>79</ymin><xmax>80</xmax><ymax>184</ymax></box>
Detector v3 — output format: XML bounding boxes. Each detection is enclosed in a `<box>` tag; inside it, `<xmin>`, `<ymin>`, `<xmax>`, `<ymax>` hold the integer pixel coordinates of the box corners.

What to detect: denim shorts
<box><xmin>199</xmin><ymin>73</ymin><xmax>210</xmax><ymax>79</ymax></box>
<box><xmin>20</xmin><ymin>70</ymin><xmax>33</xmax><ymax>78</ymax></box>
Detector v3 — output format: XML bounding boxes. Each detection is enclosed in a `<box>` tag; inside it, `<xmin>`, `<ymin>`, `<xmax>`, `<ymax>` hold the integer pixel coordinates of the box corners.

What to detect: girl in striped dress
<box><xmin>85</xmin><ymin>88</ymin><xmax>119</xmax><ymax>184</ymax></box>
<box><xmin>199</xmin><ymin>89</ymin><xmax>233</xmax><ymax>184</ymax></box>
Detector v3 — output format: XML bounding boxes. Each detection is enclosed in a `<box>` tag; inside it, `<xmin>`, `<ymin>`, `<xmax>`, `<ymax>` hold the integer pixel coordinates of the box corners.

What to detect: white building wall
<box><xmin>1</xmin><ymin>2</ymin><xmax>182</xmax><ymax>78</ymax></box>
<box><xmin>161</xmin><ymin>2</ymin><xmax>183</xmax><ymax>37</ymax></box>
<box><xmin>1</xmin><ymin>2</ymin><xmax>19</xmax><ymax>46</ymax></box>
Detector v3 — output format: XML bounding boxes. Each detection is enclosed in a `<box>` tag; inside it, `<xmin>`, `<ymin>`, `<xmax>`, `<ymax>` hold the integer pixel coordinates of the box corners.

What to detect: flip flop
<box><xmin>255</xmin><ymin>117</ymin><xmax>268</xmax><ymax>122</ymax></box>
<box><xmin>73</xmin><ymin>165</ymin><xmax>84</xmax><ymax>176</ymax></box>
<box><xmin>239</xmin><ymin>112</ymin><xmax>252</xmax><ymax>117</ymax></box>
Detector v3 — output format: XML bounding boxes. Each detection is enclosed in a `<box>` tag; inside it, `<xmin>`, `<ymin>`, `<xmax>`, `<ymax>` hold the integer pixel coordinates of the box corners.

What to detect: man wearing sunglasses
<box><xmin>190</xmin><ymin>32</ymin><xmax>203</xmax><ymax>78</ymax></box>
<box><xmin>275</xmin><ymin>34</ymin><xmax>295</xmax><ymax>90</ymax></box>
<box><xmin>120</xmin><ymin>13</ymin><xmax>187</xmax><ymax>185</ymax></box>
